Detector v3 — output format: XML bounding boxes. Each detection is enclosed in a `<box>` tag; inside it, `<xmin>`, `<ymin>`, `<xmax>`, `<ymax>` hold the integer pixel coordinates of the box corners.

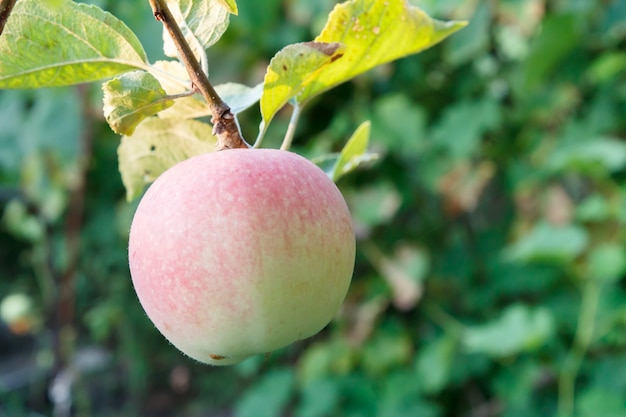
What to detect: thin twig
<box><xmin>53</xmin><ymin>85</ymin><xmax>94</xmax><ymax>375</ymax></box>
<box><xmin>148</xmin><ymin>0</ymin><xmax>248</xmax><ymax>149</ymax></box>
<box><xmin>0</xmin><ymin>0</ymin><xmax>17</xmax><ymax>35</ymax></box>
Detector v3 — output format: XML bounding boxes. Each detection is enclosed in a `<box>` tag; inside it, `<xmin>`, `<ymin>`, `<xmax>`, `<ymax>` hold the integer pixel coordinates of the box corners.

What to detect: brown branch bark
<box><xmin>0</xmin><ymin>0</ymin><xmax>17</xmax><ymax>35</ymax></box>
<box><xmin>53</xmin><ymin>85</ymin><xmax>94</xmax><ymax>377</ymax></box>
<box><xmin>148</xmin><ymin>0</ymin><xmax>248</xmax><ymax>150</ymax></box>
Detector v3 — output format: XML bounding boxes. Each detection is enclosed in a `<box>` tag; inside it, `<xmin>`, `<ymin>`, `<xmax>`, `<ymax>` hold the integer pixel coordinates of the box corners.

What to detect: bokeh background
<box><xmin>1</xmin><ymin>0</ymin><xmax>626</xmax><ymax>416</ymax></box>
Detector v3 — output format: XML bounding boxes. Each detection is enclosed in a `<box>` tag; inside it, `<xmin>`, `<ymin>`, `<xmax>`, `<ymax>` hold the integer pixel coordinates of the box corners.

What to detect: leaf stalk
<box><xmin>280</xmin><ymin>103</ymin><xmax>302</xmax><ymax>151</ymax></box>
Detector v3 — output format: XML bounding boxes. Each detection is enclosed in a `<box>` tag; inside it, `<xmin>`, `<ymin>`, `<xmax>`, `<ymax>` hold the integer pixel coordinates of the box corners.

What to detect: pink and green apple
<box><xmin>128</xmin><ymin>149</ymin><xmax>355</xmax><ymax>365</ymax></box>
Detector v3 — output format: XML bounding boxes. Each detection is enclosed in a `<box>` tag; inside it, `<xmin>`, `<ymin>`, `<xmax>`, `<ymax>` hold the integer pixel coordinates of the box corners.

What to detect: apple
<box><xmin>128</xmin><ymin>149</ymin><xmax>355</xmax><ymax>365</ymax></box>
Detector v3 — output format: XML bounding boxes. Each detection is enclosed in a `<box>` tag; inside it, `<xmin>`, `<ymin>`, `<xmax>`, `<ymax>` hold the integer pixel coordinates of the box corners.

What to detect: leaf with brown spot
<box><xmin>260</xmin><ymin>41</ymin><xmax>346</xmax><ymax>128</ymax></box>
<box><xmin>297</xmin><ymin>0</ymin><xmax>467</xmax><ymax>104</ymax></box>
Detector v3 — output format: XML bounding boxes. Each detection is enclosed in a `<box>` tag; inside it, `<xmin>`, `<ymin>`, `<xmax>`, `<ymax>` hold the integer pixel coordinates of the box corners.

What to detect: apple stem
<box><xmin>280</xmin><ymin>103</ymin><xmax>303</xmax><ymax>151</ymax></box>
<box><xmin>148</xmin><ymin>0</ymin><xmax>249</xmax><ymax>150</ymax></box>
<box><xmin>0</xmin><ymin>0</ymin><xmax>17</xmax><ymax>35</ymax></box>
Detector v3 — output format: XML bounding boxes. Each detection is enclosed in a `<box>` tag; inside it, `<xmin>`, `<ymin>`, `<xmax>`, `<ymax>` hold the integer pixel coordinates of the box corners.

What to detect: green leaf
<box><xmin>261</xmin><ymin>42</ymin><xmax>346</xmax><ymax>127</ymax></box>
<box><xmin>415</xmin><ymin>334</ymin><xmax>456</xmax><ymax>394</ymax></box>
<box><xmin>587</xmin><ymin>244</ymin><xmax>626</xmax><ymax>283</ymax></box>
<box><xmin>332</xmin><ymin>121</ymin><xmax>375</xmax><ymax>181</ymax></box>
<box><xmin>548</xmin><ymin>136</ymin><xmax>626</xmax><ymax>174</ymax></box>
<box><xmin>347</xmin><ymin>181</ymin><xmax>402</xmax><ymax>227</ymax></box>
<box><xmin>235</xmin><ymin>368</ymin><xmax>295</xmax><ymax>417</ymax></box>
<box><xmin>587</xmin><ymin>52</ymin><xmax>626</xmax><ymax>84</ymax></box>
<box><xmin>102</xmin><ymin>71</ymin><xmax>174</xmax><ymax>136</ymax></box>
<box><xmin>576</xmin><ymin>194</ymin><xmax>613</xmax><ymax>222</ymax></box>
<box><xmin>578</xmin><ymin>389</ymin><xmax>626</xmax><ymax>417</ymax></box>
<box><xmin>0</xmin><ymin>89</ymin><xmax>81</xmax><ymax>172</ymax></box>
<box><xmin>515</xmin><ymin>13</ymin><xmax>581</xmax><ymax>93</ymax></box>
<box><xmin>431</xmin><ymin>98</ymin><xmax>502</xmax><ymax>159</ymax></box>
<box><xmin>463</xmin><ymin>304</ymin><xmax>555</xmax><ymax>358</ymax></box>
<box><xmin>296</xmin><ymin>378</ymin><xmax>341</xmax><ymax>417</ymax></box>
<box><xmin>215</xmin><ymin>82</ymin><xmax>264</xmax><ymax>115</ymax></box>
<box><xmin>298</xmin><ymin>0</ymin><xmax>467</xmax><ymax>104</ymax></box>
<box><xmin>2</xmin><ymin>200</ymin><xmax>44</xmax><ymax>242</ymax></box>
<box><xmin>0</xmin><ymin>0</ymin><xmax>148</xmax><ymax>88</ymax></box>
<box><xmin>298</xmin><ymin>340</ymin><xmax>355</xmax><ymax>383</ymax></box>
<box><xmin>163</xmin><ymin>0</ymin><xmax>230</xmax><ymax>69</ymax></box>
<box><xmin>379</xmin><ymin>371</ymin><xmax>439</xmax><ymax>417</ymax></box>
<box><xmin>361</xmin><ymin>324</ymin><xmax>412</xmax><ymax>376</ymax></box>
<box><xmin>371</xmin><ymin>94</ymin><xmax>426</xmax><ymax>155</ymax></box>
<box><xmin>117</xmin><ymin>118</ymin><xmax>217</xmax><ymax>200</ymax></box>
<box><xmin>444</xmin><ymin>0</ymin><xmax>491</xmax><ymax>66</ymax></box>
<box><xmin>504</xmin><ymin>222</ymin><xmax>589</xmax><ymax>263</ymax></box>
<box><xmin>216</xmin><ymin>0</ymin><xmax>238</xmax><ymax>15</ymax></box>
<box><xmin>492</xmin><ymin>360</ymin><xmax>546</xmax><ymax>412</ymax></box>
<box><xmin>311</xmin><ymin>121</ymin><xmax>378</xmax><ymax>181</ymax></box>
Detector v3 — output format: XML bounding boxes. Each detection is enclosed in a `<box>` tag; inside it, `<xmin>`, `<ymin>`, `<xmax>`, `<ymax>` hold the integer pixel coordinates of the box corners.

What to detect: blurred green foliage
<box><xmin>1</xmin><ymin>0</ymin><xmax>626</xmax><ymax>416</ymax></box>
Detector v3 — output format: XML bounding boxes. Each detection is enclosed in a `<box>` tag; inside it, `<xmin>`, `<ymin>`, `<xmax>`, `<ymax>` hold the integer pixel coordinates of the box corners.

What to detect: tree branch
<box><xmin>0</xmin><ymin>0</ymin><xmax>17</xmax><ymax>35</ymax></box>
<box><xmin>148</xmin><ymin>0</ymin><xmax>248</xmax><ymax>150</ymax></box>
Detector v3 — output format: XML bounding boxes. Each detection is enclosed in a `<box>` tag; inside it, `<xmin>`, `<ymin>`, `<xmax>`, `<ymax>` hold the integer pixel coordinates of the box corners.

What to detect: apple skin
<box><xmin>128</xmin><ymin>149</ymin><xmax>355</xmax><ymax>365</ymax></box>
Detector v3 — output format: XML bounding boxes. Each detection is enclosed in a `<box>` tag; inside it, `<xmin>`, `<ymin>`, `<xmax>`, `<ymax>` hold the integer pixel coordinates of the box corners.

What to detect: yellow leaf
<box><xmin>298</xmin><ymin>0</ymin><xmax>467</xmax><ymax>103</ymax></box>
<box><xmin>261</xmin><ymin>42</ymin><xmax>345</xmax><ymax>126</ymax></box>
<box><xmin>216</xmin><ymin>0</ymin><xmax>238</xmax><ymax>15</ymax></box>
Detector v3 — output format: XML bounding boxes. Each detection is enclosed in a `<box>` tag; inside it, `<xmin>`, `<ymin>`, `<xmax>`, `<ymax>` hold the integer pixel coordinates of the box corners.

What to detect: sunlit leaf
<box><xmin>261</xmin><ymin>42</ymin><xmax>345</xmax><ymax>126</ymax></box>
<box><xmin>260</xmin><ymin>0</ymin><xmax>465</xmax><ymax>129</ymax></box>
<box><xmin>333</xmin><ymin>121</ymin><xmax>374</xmax><ymax>181</ymax></box>
<box><xmin>216</xmin><ymin>0</ymin><xmax>238</xmax><ymax>15</ymax></box>
<box><xmin>312</xmin><ymin>121</ymin><xmax>378</xmax><ymax>182</ymax></box>
<box><xmin>463</xmin><ymin>304</ymin><xmax>554</xmax><ymax>357</ymax></box>
<box><xmin>118</xmin><ymin>118</ymin><xmax>216</xmax><ymax>200</ymax></box>
<box><xmin>0</xmin><ymin>0</ymin><xmax>148</xmax><ymax>88</ymax></box>
<box><xmin>315</xmin><ymin>150</ymin><xmax>379</xmax><ymax>180</ymax></box>
<box><xmin>163</xmin><ymin>0</ymin><xmax>230</xmax><ymax>68</ymax></box>
<box><xmin>587</xmin><ymin>52</ymin><xmax>626</xmax><ymax>84</ymax></box>
<box><xmin>297</xmin><ymin>0</ymin><xmax>466</xmax><ymax>103</ymax></box>
<box><xmin>102</xmin><ymin>71</ymin><xmax>174</xmax><ymax>136</ymax></box>
<box><xmin>150</xmin><ymin>60</ymin><xmax>207</xmax><ymax>118</ymax></box>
